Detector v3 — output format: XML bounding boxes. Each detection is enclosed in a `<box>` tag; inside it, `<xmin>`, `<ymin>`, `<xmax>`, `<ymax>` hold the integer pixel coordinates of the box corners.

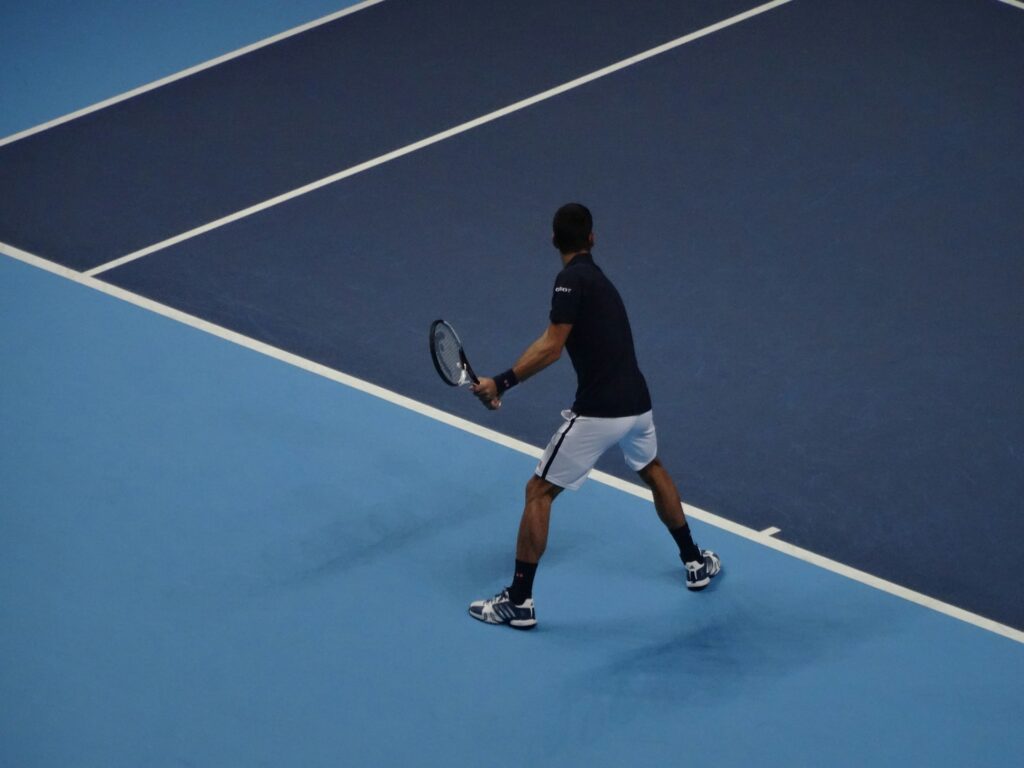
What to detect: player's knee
<box><xmin>526</xmin><ymin>474</ymin><xmax>561</xmax><ymax>502</ymax></box>
<box><xmin>637</xmin><ymin>457</ymin><xmax>663</xmax><ymax>486</ymax></box>
<box><xmin>525</xmin><ymin>475</ymin><xmax>547</xmax><ymax>498</ymax></box>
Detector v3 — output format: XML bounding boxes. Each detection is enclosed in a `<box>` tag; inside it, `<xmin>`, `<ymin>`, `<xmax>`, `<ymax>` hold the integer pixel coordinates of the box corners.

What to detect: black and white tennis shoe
<box><xmin>684</xmin><ymin>549</ymin><xmax>721</xmax><ymax>590</ymax></box>
<box><xmin>468</xmin><ymin>588</ymin><xmax>537</xmax><ymax>629</ymax></box>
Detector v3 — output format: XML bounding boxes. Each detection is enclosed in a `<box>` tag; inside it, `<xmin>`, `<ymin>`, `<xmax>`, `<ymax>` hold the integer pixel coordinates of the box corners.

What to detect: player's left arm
<box><xmin>470</xmin><ymin>323</ymin><xmax>572</xmax><ymax>409</ymax></box>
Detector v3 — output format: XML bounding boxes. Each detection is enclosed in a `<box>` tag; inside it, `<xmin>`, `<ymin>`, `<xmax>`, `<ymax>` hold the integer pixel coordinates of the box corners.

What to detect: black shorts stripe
<box><xmin>541</xmin><ymin>416</ymin><xmax>577</xmax><ymax>480</ymax></box>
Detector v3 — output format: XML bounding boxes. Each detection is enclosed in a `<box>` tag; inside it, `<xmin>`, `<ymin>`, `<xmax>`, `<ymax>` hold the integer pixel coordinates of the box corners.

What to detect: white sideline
<box><xmin>996</xmin><ymin>0</ymin><xmax>1024</xmax><ymax>11</ymax></box>
<box><xmin>3</xmin><ymin>240</ymin><xmax>1022</xmax><ymax>646</ymax></box>
<box><xmin>0</xmin><ymin>0</ymin><xmax>387</xmax><ymax>149</ymax></box>
<box><xmin>83</xmin><ymin>0</ymin><xmax>795</xmax><ymax>277</ymax></box>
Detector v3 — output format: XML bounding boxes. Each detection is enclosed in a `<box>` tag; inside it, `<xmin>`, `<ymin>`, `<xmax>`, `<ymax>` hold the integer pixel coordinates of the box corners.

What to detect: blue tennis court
<box><xmin>2</xmin><ymin>1</ymin><xmax>1023</xmax><ymax>766</ymax></box>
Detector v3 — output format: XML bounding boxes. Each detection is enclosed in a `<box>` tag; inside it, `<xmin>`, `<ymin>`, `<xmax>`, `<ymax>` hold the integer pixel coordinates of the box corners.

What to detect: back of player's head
<box><xmin>552</xmin><ymin>203</ymin><xmax>593</xmax><ymax>254</ymax></box>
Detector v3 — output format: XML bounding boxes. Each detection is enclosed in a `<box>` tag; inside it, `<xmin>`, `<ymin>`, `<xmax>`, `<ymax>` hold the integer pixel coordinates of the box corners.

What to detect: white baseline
<box><xmin>84</xmin><ymin>0</ymin><xmax>795</xmax><ymax>277</ymax></box>
<box><xmin>2</xmin><ymin>239</ymin><xmax>1022</xmax><ymax>646</ymax></box>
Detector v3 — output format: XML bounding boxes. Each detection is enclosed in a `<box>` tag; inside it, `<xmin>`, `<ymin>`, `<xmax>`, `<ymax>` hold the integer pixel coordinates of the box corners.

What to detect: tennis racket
<box><xmin>429</xmin><ymin>319</ymin><xmax>480</xmax><ymax>387</ymax></box>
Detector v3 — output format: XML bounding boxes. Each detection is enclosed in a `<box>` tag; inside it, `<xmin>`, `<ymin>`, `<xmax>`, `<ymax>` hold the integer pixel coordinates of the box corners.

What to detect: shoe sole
<box><xmin>468</xmin><ymin>609</ymin><xmax>537</xmax><ymax>630</ymax></box>
<box><xmin>687</xmin><ymin>561</ymin><xmax>722</xmax><ymax>591</ymax></box>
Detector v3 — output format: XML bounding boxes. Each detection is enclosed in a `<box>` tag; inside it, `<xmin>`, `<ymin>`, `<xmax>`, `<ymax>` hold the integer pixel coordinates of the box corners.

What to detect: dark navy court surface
<box><xmin>82</xmin><ymin>0</ymin><xmax>1024</xmax><ymax>629</ymax></box>
<box><xmin>3</xmin><ymin>1</ymin><xmax>1024</xmax><ymax>765</ymax></box>
<box><xmin>0</xmin><ymin>0</ymin><xmax>758</xmax><ymax>268</ymax></box>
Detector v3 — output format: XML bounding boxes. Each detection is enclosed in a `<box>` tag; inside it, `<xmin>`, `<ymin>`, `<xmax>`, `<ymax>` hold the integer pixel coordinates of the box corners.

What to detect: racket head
<box><xmin>429</xmin><ymin>319</ymin><xmax>479</xmax><ymax>386</ymax></box>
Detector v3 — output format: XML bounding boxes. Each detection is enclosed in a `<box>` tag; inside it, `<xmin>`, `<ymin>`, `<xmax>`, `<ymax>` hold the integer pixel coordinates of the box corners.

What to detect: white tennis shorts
<box><xmin>535</xmin><ymin>409</ymin><xmax>657</xmax><ymax>491</ymax></box>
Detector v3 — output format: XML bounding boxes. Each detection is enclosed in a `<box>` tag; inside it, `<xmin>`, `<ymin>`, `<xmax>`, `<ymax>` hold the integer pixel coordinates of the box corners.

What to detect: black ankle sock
<box><xmin>508</xmin><ymin>559</ymin><xmax>538</xmax><ymax>604</ymax></box>
<box><xmin>670</xmin><ymin>524</ymin><xmax>702</xmax><ymax>563</ymax></box>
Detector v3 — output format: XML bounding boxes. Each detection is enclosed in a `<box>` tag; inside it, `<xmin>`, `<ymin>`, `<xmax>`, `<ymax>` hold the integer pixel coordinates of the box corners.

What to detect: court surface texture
<box><xmin>2</xmin><ymin>1</ymin><xmax>1022</xmax><ymax>766</ymax></box>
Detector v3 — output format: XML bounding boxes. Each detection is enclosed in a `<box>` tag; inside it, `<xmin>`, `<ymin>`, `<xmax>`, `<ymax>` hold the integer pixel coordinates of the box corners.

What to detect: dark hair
<box><xmin>552</xmin><ymin>203</ymin><xmax>593</xmax><ymax>253</ymax></box>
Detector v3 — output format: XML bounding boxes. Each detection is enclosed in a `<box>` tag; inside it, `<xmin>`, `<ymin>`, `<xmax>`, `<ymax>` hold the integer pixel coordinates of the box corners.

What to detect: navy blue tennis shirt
<box><xmin>549</xmin><ymin>252</ymin><xmax>652</xmax><ymax>418</ymax></box>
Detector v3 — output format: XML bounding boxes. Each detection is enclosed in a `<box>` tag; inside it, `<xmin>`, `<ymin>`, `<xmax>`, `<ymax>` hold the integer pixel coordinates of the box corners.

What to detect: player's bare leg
<box><xmin>469</xmin><ymin>476</ymin><xmax>561</xmax><ymax>628</ymax></box>
<box><xmin>637</xmin><ymin>457</ymin><xmax>686</xmax><ymax>529</ymax></box>
<box><xmin>638</xmin><ymin>457</ymin><xmax>721</xmax><ymax>590</ymax></box>
<box><xmin>516</xmin><ymin>475</ymin><xmax>562</xmax><ymax>562</ymax></box>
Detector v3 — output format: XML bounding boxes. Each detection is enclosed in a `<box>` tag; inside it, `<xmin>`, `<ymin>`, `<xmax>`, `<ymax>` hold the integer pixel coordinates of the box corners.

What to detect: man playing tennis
<box><xmin>468</xmin><ymin>203</ymin><xmax>720</xmax><ymax>629</ymax></box>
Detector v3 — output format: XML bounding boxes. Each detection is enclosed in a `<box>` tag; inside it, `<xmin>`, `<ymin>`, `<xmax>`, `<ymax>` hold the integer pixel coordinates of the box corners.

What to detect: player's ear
<box><xmin>588</xmin><ymin>232</ymin><xmax>595</xmax><ymax>249</ymax></box>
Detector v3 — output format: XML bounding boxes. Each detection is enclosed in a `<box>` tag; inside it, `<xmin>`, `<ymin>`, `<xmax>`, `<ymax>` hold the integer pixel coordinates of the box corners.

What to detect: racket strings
<box><xmin>433</xmin><ymin>327</ymin><xmax>468</xmax><ymax>384</ymax></box>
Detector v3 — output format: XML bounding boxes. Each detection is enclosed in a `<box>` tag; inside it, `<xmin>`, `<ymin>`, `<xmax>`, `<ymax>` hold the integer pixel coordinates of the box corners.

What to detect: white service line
<box><xmin>84</xmin><ymin>0</ymin><xmax>795</xmax><ymax>278</ymax></box>
<box><xmin>3</xmin><ymin>239</ymin><xmax>1023</xmax><ymax>646</ymax></box>
<box><xmin>996</xmin><ymin>0</ymin><xmax>1024</xmax><ymax>12</ymax></box>
<box><xmin>761</xmin><ymin>526</ymin><xmax>782</xmax><ymax>536</ymax></box>
<box><xmin>0</xmin><ymin>0</ymin><xmax>387</xmax><ymax>149</ymax></box>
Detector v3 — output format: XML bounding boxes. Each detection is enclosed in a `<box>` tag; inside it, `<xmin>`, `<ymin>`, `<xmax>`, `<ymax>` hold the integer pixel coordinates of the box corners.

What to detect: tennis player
<box><xmin>468</xmin><ymin>203</ymin><xmax>720</xmax><ymax>629</ymax></box>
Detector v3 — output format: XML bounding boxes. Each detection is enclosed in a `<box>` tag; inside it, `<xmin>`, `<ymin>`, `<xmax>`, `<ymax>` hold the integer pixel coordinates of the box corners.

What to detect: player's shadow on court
<box><xmin>255</xmin><ymin>486</ymin><xmax>502</xmax><ymax>593</ymax></box>
<box><xmin>567</xmin><ymin>585</ymin><xmax>903</xmax><ymax>707</ymax></box>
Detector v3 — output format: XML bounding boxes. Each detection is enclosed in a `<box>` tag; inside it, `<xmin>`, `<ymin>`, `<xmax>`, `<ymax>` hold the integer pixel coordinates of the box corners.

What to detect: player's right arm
<box><xmin>511</xmin><ymin>322</ymin><xmax>572</xmax><ymax>381</ymax></box>
<box><xmin>470</xmin><ymin>267</ymin><xmax>581</xmax><ymax>409</ymax></box>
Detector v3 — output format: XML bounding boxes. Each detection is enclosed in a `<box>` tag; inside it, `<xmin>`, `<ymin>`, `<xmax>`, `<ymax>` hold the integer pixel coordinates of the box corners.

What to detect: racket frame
<box><xmin>429</xmin><ymin>319</ymin><xmax>480</xmax><ymax>387</ymax></box>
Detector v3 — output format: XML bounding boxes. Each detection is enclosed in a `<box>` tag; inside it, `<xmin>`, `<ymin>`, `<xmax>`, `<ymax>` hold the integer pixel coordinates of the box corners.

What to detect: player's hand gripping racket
<box><xmin>429</xmin><ymin>319</ymin><xmax>480</xmax><ymax>387</ymax></box>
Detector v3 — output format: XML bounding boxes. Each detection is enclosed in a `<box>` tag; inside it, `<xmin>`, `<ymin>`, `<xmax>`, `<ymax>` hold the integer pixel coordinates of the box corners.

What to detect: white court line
<box><xmin>761</xmin><ymin>526</ymin><xmax>782</xmax><ymax>536</ymax></box>
<box><xmin>996</xmin><ymin>0</ymin><xmax>1024</xmax><ymax>11</ymax></box>
<box><xmin>84</xmin><ymin>0</ymin><xmax>795</xmax><ymax>277</ymax></box>
<box><xmin>0</xmin><ymin>0</ymin><xmax>387</xmax><ymax>149</ymax></box>
<box><xmin>3</xmin><ymin>239</ymin><xmax>1023</xmax><ymax>646</ymax></box>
